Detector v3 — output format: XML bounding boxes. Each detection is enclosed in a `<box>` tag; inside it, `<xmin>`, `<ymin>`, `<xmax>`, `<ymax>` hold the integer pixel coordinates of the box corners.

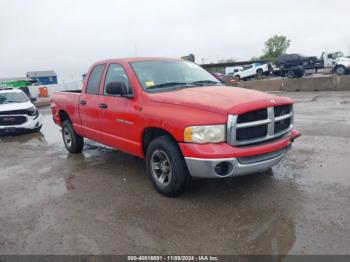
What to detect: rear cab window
<box><xmin>86</xmin><ymin>64</ymin><xmax>106</xmax><ymax>95</ymax></box>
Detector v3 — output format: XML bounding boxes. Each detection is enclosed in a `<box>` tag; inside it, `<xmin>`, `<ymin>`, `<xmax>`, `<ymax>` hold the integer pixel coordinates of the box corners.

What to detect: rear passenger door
<box><xmin>79</xmin><ymin>63</ymin><xmax>106</xmax><ymax>142</ymax></box>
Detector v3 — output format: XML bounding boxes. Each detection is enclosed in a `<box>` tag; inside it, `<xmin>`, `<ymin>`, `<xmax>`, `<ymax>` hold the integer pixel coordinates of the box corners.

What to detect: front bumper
<box><xmin>182</xmin><ymin>130</ymin><xmax>300</xmax><ymax>178</ymax></box>
<box><xmin>0</xmin><ymin>114</ymin><xmax>42</xmax><ymax>134</ymax></box>
<box><xmin>185</xmin><ymin>145</ymin><xmax>290</xmax><ymax>178</ymax></box>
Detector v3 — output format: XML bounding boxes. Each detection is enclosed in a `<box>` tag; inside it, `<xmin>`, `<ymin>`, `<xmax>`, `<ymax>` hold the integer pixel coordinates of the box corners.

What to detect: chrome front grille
<box><xmin>227</xmin><ymin>105</ymin><xmax>293</xmax><ymax>146</ymax></box>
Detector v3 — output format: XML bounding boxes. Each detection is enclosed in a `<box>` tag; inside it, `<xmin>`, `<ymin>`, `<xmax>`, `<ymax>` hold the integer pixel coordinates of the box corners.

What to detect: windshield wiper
<box><xmin>189</xmin><ymin>80</ymin><xmax>222</xmax><ymax>86</ymax></box>
<box><xmin>147</xmin><ymin>82</ymin><xmax>200</xmax><ymax>89</ymax></box>
<box><xmin>146</xmin><ymin>80</ymin><xmax>221</xmax><ymax>90</ymax></box>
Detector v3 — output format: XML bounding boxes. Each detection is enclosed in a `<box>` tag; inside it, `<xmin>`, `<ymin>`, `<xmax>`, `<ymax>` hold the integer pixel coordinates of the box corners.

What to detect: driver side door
<box><xmin>98</xmin><ymin>63</ymin><xmax>142</xmax><ymax>155</ymax></box>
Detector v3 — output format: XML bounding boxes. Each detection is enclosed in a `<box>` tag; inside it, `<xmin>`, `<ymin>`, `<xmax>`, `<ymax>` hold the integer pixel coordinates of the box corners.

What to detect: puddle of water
<box><xmin>15</xmin><ymin>177</ymin><xmax>67</xmax><ymax>209</ymax></box>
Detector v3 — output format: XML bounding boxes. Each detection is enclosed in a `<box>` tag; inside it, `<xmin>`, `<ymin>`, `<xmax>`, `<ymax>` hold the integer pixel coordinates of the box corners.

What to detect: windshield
<box><xmin>130</xmin><ymin>60</ymin><xmax>221</xmax><ymax>91</ymax></box>
<box><xmin>0</xmin><ymin>92</ymin><xmax>28</xmax><ymax>104</ymax></box>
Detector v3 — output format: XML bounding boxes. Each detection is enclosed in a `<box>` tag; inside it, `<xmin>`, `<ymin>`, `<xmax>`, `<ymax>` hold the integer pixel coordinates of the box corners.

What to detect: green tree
<box><xmin>260</xmin><ymin>35</ymin><xmax>290</xmax><ymax>63</ymax></box>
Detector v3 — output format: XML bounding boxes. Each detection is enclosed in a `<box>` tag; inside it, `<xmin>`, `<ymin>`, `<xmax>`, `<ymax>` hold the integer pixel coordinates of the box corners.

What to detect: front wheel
<box><xmin>62</xmin><ymin>120</ymin><xmax>84</xmax><ymax>153</ymax></box>
<box><xmin>146</xmin><ymin>136</ymin><xmax>191</xmax><ymax>197</ymax></box>
<box><xmin>335</xmin><ymin>65</ymin><xmax>346</xmax><ymax>76</ymax></box>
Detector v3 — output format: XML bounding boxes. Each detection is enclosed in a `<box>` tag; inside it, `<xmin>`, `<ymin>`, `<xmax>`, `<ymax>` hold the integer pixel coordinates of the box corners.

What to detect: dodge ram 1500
<box><xmin>51</xmin><ymin>57</ymin><xmax>300</xmax><ymax>196</ymax></box>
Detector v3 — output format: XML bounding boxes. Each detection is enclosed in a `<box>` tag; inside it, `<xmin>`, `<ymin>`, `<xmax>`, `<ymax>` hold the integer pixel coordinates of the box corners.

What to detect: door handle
<box><xmin>80</xmin><ymin>100</ymin><xmax>86</xmax><ymax>105</ymax></box>
<box><xmin>99</xmin><ymin>103</ymin><xmax>108</xmax><ymax>109</ymax></box>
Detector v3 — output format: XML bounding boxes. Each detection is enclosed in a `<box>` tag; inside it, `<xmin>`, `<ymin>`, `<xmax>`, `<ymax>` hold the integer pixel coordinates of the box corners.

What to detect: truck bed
<box><xmin>51</xmin><ymin>90</ymin><xmax>82</xmax><ymax>128</ymax></box>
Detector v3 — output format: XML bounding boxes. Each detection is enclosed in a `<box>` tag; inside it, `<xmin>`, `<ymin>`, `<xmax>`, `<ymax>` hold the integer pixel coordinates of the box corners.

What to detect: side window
<box><xmin>243</xmin><ymin>65</ymin><xmax>253</xmax><ymax>71</ymax></box>
<box><xmin>104</xmin><ymin>64</ymin><xmax>132</xmax><ymax>95</ymax></box>
<box><xmin>86</xmin><ymin>64</ymin><xmax>106</xmax><ymax>95</ymax></box>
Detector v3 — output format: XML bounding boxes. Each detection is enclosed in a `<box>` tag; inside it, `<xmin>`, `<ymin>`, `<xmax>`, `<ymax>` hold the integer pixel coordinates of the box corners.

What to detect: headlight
<box><xmin>26</xmin><ymin>107</ymin><xmax>37</xmax><ymax>116</ymax></box>
<box><xmin>184</xmin><ymin>125</ymin><xmax>226</xmax><ymax>144</ymax></box>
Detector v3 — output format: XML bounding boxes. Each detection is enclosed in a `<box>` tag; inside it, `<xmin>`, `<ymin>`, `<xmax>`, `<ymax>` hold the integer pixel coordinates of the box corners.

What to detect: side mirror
<box><xmin>106</xmin><ymin>82</ymin><xmax>129</xmax><ymax>96</ymax></box>
<box><xmin>30</xmin><ymin>98</ymin><xmax>37</xmax><ymax>103</ymax></box>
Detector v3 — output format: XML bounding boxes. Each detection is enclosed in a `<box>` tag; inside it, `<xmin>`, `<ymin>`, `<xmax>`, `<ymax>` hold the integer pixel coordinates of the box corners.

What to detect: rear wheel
<box><xmin>256</xmin><ymin>69</ymin><xmax>263</xmax><ymax>78</ymax></box>
<box><xmin>62</xmin><ymin>120</ymin><xmax>84</xmax><ymax>153</ymax></box>
<box><xmin>235</xmin><ymin>75</ymin><xmax>241</xmax><ymax>81</ymax></box>
<box><xmin>146</xmin><ymin>136</ymin><xmax>191</xmax><ymax>197</ymax></box>
<box><xmin>335</xmin><ymin>65</ymin><xmax>346</xmax><ymax>76</ymax></box>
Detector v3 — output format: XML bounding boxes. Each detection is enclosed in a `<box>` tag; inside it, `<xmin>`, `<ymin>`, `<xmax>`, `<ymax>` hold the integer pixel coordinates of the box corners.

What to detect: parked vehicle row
<box><xmin>215</xmin><ymin>51</ymin><xmax>350</xmax><ymax>81</ymax></box>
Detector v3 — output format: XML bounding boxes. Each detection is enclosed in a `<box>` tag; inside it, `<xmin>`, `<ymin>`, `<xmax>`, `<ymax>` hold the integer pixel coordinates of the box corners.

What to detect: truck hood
<box><xmin>148</xmin><ymin>86</ymin><xmax>293</xmax><ymax>115</ymax></box>
<box><xmin>0</xmin><ymin>101</ymin><xmax>34</xmax><ymax>112</ymax></box>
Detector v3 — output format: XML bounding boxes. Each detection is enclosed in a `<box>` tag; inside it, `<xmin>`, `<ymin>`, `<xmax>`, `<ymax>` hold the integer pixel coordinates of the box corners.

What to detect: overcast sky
<box><xmin>1</xmin><ymin>0</ymin><xmax>349</xmax><ymax>81</ymax></box>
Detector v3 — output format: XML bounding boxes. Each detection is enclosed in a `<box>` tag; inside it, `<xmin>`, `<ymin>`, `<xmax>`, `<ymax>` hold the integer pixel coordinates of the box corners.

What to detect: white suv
<box><xmin>0</xmin><ymin>88</ymin><xmax>42</xmax><ymax>135</ymax></box>
<box><xmin>233</xmin><ymin>63</ymin><xmax>270</xmax><ymax>81</ymax></box>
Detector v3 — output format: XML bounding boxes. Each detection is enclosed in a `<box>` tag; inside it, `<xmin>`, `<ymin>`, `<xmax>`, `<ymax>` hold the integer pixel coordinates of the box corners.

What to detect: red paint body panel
<box><xmin>51</xmin><ymin>57</ymin><xmax>300</xmax><ymax>160</ymax></box>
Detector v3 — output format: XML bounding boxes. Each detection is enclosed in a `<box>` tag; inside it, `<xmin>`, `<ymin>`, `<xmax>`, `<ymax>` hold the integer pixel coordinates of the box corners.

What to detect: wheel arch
<box><xmin>335</xmin><ymin>64</ymin><xmax>346</xmax><ymax>70</ymax></box>
<box><xmin>142</xmin><ymin>127</ymin><xmax>179</xmax><ymax>156</ymax></box>
<box><xmin>58</xmin><ymin>110</ymin><xmax>71</xmax><ymax>124</ymax></box>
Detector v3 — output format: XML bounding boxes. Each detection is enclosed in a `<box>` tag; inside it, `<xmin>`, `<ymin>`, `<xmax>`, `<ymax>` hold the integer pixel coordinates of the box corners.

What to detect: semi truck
<box><xmin>276</xmin><ymin>51</ymin><xmax>350</xmax><ymax>78</ymax></box>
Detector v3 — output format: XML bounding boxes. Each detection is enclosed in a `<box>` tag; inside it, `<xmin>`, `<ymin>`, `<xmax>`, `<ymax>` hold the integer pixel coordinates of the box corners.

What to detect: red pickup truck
<box><xmin>51</xmin><ymin>57</ymin><xmax>300</xmax><ymax>196</ymax></box>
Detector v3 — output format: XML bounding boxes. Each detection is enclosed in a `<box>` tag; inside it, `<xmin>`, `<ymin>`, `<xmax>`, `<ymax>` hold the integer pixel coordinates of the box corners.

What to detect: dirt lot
<box><xmin>0</xmin><ymin>91</ymin><xmax>349</xmax><ymax>255</ymax></box>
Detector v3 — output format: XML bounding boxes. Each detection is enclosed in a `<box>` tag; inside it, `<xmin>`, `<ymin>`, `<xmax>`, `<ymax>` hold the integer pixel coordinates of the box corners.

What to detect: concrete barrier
<box><xmin>233</xmin><ymin>75</ymin><xmax>350</xmax><ymax>92</ymax></box>
<box><xmin>235</xmin><ymin>78</ymin><xmax>282</xmax><ymax>92</ymax></box>
<box><xmin>281</xmin><ymin>75</ymin><xmax>334</xmax><ymax>92</ymax></box>
<box><xmin>34</xmin><ymin>97</ymin><xmax>51</xmax><ymax>107</ymax></box>
<box><xmin>335</xmin><ymin>75</ymin><xmax>350</xmax><ymax>91</ymax></box>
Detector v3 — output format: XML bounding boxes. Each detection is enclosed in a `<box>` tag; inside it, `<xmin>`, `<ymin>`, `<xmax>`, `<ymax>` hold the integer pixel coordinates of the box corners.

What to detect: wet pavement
<box><xmin>0</xmin><ymin>91</ymin><xmax>349</xmax><ymax>255</ymax></box>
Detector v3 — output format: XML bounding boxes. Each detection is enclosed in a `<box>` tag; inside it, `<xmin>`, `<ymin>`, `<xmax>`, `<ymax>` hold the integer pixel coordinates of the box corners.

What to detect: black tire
<box><xmin>256</xmin><ymin>69</ymin><xmax>263</xmax><ymax>78</ymax></box>
<box><xmin>286</xmin><ymin>70</ymin><xmax>296</xmax><ymax>78</ymax></box>
<box><xmin>335</xmin><ymin>65</ymin><xmax>346</xmax><ymax>76</ymax></box>
<box><xmin>235</xmin><ymin>75</ymin><xmax>241</xmax><ymax>81</ymax></box>
<box><xmin>146</xmin><ymin>136</ymin><xmax>191</xmax><ymax>197</ymax></box>
<box><xmin>62</xmin><ymin>120</ymin><xmax>84</xmax><ymax>153</ymax></box>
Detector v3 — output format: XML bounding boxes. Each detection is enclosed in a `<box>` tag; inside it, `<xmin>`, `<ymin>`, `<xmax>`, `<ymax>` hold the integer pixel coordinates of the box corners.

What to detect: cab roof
<box><xmin>94</xmin><ymin>57</ymin><xmax>181</xmax><ymax>65</ymax></box>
